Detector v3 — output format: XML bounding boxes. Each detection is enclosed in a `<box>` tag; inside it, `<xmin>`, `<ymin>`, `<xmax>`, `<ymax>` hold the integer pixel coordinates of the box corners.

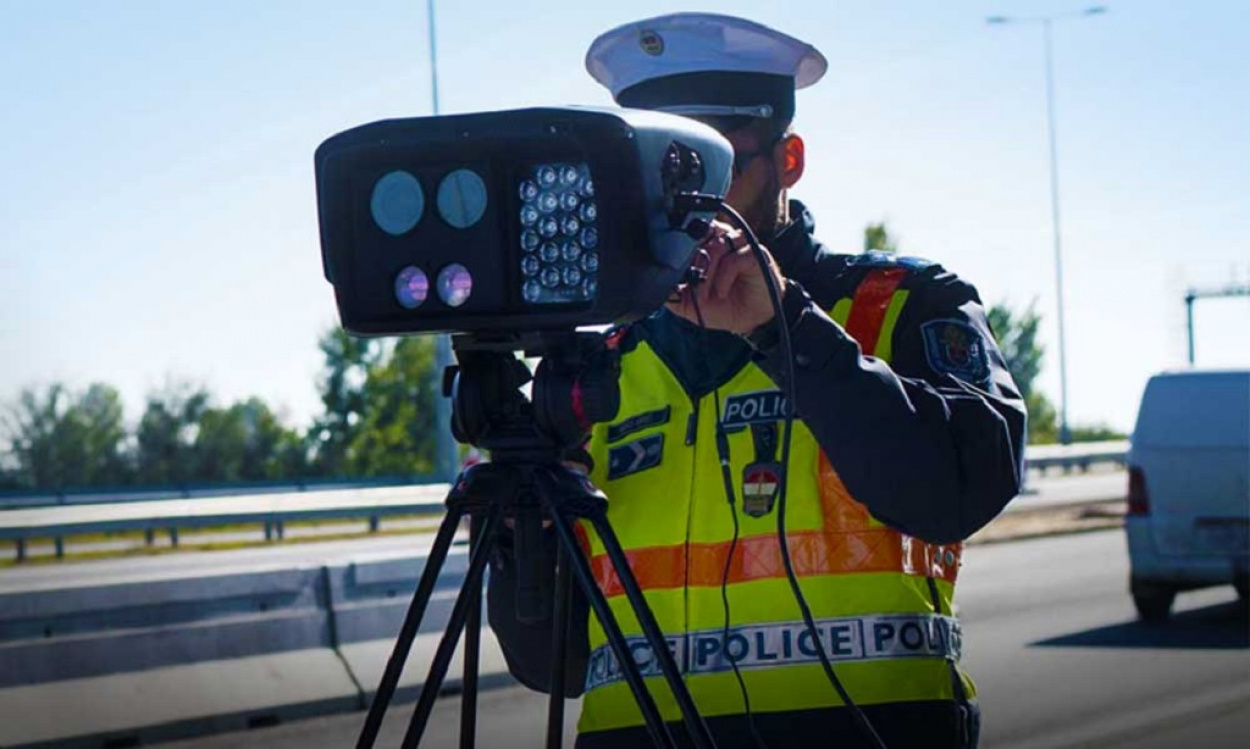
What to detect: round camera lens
<box><xmin>371</xmin><ymin>171</ymin><xmax>424</xmax><ymax>236</ymax></box>
<box><xmin>437</xmin><ymin>169</ymin><xmax>488</xmax><ymax>229</ymax></box>
<box><xmin>437</xmin><ymin>264</ymin><xmax>473</xmax><ymax>307</ymax></box>
<box><xmin>394</xmin><ymin>266</ymin><xmax>429</xmax><ymax>309</ymax></box>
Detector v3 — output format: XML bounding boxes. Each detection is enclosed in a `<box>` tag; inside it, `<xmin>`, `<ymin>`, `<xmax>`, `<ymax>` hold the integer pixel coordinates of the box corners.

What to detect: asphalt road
<box><xmin>161</xmin><ymin>529</ymin><xmax>1249</xmax><ymax>749</ymax></box>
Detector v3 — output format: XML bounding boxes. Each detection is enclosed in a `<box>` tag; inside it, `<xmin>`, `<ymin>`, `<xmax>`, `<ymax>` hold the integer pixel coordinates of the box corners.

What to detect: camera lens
<box><xmin>437</xmin><ymin>264</ymin><xmax>473</xmax><ymax>307</ymax></box>
<box><xmin>437</xmin><ymin>169</ymin><xmax>488</xmax><ymax>229</ymax></box>
<box><xmin>394</xmin><ymin>266</ymin><xmax>430</xmax><ymax>309</ymax></box>
<box><xmin>371</xmin><ymin>171</ymin><xmax>425</xmax><ymax>236</ymax></box>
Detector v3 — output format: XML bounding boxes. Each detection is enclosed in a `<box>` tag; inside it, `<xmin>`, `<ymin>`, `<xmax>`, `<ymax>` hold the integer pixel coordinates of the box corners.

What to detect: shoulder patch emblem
<box><xmin>921</xmin><ymin>319</ymin><xmax>990</xmax><ymax>385</ymax></box>
<box><xmin>607</xmin><ymin>434</ymin><xmax>665</xmax><ymax>480</ymax></box>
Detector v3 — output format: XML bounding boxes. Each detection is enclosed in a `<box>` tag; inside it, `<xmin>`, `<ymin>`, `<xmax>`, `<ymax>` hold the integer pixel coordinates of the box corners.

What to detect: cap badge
<box><xmin>638</xmin><ymin>29</ymin><xmax>664</xmax><ymax>56</ymax></box>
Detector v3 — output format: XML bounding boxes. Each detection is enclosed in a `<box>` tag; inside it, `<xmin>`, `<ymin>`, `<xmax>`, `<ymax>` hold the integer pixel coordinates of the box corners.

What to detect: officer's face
<box><xmin>721</xmin><ymin>126</ymin><xmax>785</xmax><ymax>237</ymax></box>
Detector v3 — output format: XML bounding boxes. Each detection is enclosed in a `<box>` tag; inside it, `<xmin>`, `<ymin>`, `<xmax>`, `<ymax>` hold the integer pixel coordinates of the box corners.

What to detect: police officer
<box><xmin>489</xmin><ymin>13</ymin><xmax>1027</xmax><ymax>749</ymax></box>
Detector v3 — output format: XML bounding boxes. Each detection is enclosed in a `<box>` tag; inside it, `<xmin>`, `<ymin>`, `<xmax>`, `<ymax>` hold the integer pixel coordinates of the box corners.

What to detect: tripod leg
<box><xmin>358</xmin><ymin>503</ymin><xmax>466</xmax><ymax>749</ymax></box>
<box><xmin>546</xmin><ymin>510</ymin><xmax>678</xmax><ymax>749</ymax></box>
<box><xmin>401</xmin><ymin>503</ymin><xmax>503</xmax><ymax>749</ymax></box>
<box><xmin>588</xmin><ymin>513</ymin><xmax>717</xmax><ymax>749</ymax></box>
<box><xmin>460</xmin><ymin>514</ymin><xmax>483</xmax><ymax>749</ymax></box>
<box><xmin>545</xmin><ymin>543</ymin><xmax>573</xmax><ymax>749</ymax></box>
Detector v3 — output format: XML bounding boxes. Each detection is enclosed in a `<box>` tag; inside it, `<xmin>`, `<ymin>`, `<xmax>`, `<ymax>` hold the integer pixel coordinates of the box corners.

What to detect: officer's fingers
<box><xmin>698</xmin><ymin>225</ymin><xmax>741</xmax><ymax>262</ymax></box>
<box><xmin>703</xmin><ymin>227</ymin><xmax>748</xmax><ymax>281</ymax></box>
<box><xmin>697</xmin><ymin>219</ymin><xmax>736</xmax><ymax>246</ymax></box>
<box><xmin>710</xmin><ymin>246</ymin><xmax>760</xmax><ymax>301</ymax></box>
<box><xmin>695</xmin><ymin>245</ymin><xmax>729</xmax><ymax>303</ymax></box>
<box><xmin>708</xmin><ymin>218</ymin><xmax>737</xmax><ymax>235</ymax></box>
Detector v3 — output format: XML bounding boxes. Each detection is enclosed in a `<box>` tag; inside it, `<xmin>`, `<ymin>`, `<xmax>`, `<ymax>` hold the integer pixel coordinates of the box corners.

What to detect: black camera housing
<box><xmin>315</xmin><ymin>107</ymin><xmax>731</xmax><ymax>336</ymax></box>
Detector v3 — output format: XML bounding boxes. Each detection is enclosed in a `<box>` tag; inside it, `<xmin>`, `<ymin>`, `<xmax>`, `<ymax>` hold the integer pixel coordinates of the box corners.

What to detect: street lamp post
<box><xmin>987</xmin><ymin>6</ymin><xmax>1106</xmax><ymax>445</ymax></box>
<box><xmin>427</xmin><ymin>0</ymin><xmax>458</xmax><ymax>481</ymax></box>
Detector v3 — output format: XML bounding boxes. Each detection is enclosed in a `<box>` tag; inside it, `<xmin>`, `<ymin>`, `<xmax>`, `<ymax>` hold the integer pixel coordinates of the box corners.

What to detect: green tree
<box><xmin>1070</xmin><ymin>423</ymin><xmax>1127</xmax><ymax>442</ymax></box>
<box><xmin>863</xmin><ymin>221</ymin><xmax>899</xmax><ymax>253</ymax></box>
<box><xmin>309</xmin><ymin>327</ymin><xmax>380</xmax><ymax>477</ymax></box>
<box><xmin>345</xmin><ymin>336</ymin><xmax>440</xmax><ymax>476</ymax></box>
<box><xmin>986</xmin><ymin>300</ymin><xmax>1058</xmax><ymax>443</ymax></box>
<box><xmin>191</xmin><ymin>397</ymin><xmax>307</xmax><ymax>482</ymax></box>
<box><xmin>2</xmin><ymin>382</ymin><xmax>131</xmax><ymax>490</ymax></box>
<box><xmin>135</xmin><ymin>380</ymin><xmax>209</xmax><ymax>486</ymax></box>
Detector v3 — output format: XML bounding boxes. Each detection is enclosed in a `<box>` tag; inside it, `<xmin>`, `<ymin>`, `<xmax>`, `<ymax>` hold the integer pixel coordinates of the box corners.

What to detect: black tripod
<box><xmin>356</xmin><ymin>332</ymin><xmax>716</xmax><ymax>749</ymax></box>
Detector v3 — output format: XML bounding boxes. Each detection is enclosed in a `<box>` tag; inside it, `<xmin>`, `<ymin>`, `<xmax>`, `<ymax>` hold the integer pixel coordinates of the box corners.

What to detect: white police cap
<box><xmin>586</xmin><ymin>13</ymin><xmax>827</xmax><ymax>124</ymax></box>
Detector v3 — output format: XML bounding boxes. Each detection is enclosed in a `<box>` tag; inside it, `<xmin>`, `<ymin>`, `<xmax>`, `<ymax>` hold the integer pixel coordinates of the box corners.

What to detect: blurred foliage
<box><xmin>2</xmin><ymin>383</ymin><xmax>130</xmax><ymax>490</ymax></box>
<box><xmin>1069</xmin><ymin>423</ymin><xmax>1127</xmax><ymax>442</ymax></box>
<box><xmin>986</xmin><ymin>300</ymin><xmax>1057</xmax><ymax>443</ymax></box>
<box><xmin>134</xmin><ymin>379</ymin><xmax>210</xmax><ymax>486</ymax></box>
<box><xmin>309</xmin><ymin>327</ymin><xmax>380</xmax><ymax>477</ymax></box>
<box><xmin>191</xmin><ymin>397</ymin><xmax>309</xmax><ymax>482</ymax></box>
<box><xmin>341</xmin><ymin>336</ymin><xmax>439</xmax><ymax>476</ymax></box>
<box><xmin>0</xmin><ymin>326</ymin><xmax>442</xmax><ymax>492</ymax></box>
<box><xmin>863</xmin><ymin>221</ymin><xmax>899</xmax><ymax>253</ymax></box>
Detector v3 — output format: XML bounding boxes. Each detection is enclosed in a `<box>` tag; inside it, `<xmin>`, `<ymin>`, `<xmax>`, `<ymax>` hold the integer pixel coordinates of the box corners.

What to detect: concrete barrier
<box><xmin>0</xmin><ymin>546</ymin><xmax>515</xmax><ymax>748</ymax></box>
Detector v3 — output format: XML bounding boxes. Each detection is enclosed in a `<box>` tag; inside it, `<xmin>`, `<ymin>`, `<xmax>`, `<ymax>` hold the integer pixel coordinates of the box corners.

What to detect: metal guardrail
<box><xmin>0</xmin><ymin>442</ymin><xmax>1129</xmax><ymax>562</ymax></box>
<box><xmin>0</xmin><ymin>475</ymin><xmax>444</xmax><ymax>510</ymax></box>
<box><xmin>0</xmin><ymin>484</ymin><xmax>450</xmax><ymax>562</ymax></box>
<box><xmin>1024</xmin><ymin>440</ymin><xmax>1130</xmax><ymax>472</ymax></box>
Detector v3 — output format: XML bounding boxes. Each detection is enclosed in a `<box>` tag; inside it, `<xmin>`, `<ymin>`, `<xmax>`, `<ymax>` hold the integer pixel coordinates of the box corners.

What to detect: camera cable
<box><xmin>688</xmin><ymin>286</ymin><xmax>772</xmax><ymax>749</ymax></box>
<box><xmin>703</xmin><ymin>202</ymin><xmax>889</xmax><ymax>749</ymax></box>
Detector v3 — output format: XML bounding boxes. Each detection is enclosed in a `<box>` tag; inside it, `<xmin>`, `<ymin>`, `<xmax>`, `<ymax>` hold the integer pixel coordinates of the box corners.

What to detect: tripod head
<box><xmin>442</xmin><ymin>330</ymin><xmax>621</xmax><ymax>625</ymax></box>
<box><xmin>445</xmin><ymin>330</ymin><xmax>621</xmax><ymax>463</ymax></box>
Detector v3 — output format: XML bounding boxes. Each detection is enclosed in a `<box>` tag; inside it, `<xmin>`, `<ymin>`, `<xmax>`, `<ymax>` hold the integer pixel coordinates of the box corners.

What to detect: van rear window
<box><xmin>1134</xmin><ymin>371</ymin><xmax>1250</xmax><ymax>448</ymax></box>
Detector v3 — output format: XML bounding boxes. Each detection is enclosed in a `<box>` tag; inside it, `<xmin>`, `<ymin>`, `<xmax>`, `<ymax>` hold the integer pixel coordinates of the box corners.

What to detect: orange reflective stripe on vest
<box><xmin>844</xmin><ymin>267</ymin><xmax>908</xmax><ymax>356</ymax></box>
<box><xmin>587</xmin><ymin>525</ymin><xmax>959</xmax><ymax>598</ymax></box>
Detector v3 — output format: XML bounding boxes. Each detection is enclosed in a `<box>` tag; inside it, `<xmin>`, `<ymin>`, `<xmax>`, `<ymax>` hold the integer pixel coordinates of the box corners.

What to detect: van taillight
<box><xmin>1127</xmin><ymin>466</ymin><xmax>1150</xmax><ymax>516</ymax></box>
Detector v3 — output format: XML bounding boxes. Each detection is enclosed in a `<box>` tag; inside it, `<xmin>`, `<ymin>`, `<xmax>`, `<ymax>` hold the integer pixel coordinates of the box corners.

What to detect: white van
<box><xmin>1126</xmin><ymin>368</ymin><xmax>1250</xmax><ymax>620</ymax></box>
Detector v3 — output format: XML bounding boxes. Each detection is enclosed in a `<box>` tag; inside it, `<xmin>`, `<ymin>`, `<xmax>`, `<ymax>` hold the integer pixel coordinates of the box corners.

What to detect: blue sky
<box><xmin>2</xmin><ymin>0</ymin><xmax>1246</xmax><ymax>436</ymax></box>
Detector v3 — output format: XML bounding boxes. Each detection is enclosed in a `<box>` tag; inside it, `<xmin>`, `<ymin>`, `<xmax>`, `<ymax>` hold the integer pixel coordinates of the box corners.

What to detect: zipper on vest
<box><xmin>682</xmin><ymin>396</ymin><xmax>701</xmax><ymax>668</ymax></box>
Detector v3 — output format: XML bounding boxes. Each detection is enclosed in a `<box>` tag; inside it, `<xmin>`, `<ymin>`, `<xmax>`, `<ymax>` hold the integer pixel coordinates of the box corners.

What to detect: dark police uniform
<box><xmin>489</xmin><ymin>12</ymin><xmax>1027</xmax><ymax>749</ymax></box>
<box><xmin>489</xmin><ymin>200</ymin><xmax>1027</xmax><ymax>748</ymax></box>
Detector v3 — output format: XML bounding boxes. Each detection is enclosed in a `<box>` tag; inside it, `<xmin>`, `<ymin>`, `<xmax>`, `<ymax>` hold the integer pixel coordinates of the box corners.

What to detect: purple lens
<box><xmin>394</xmin><ymin>266</ymin><xmax>430</xmax><ymax>309</ymax></box>
<box><xmin>437</xmin><ymin>264</ymin><xmax>473</xmax><ymax>307</ymax></box>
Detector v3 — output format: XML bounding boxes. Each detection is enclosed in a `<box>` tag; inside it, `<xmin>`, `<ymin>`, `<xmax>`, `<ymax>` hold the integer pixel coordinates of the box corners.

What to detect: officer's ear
<box><xmin>774</xmin><ymin>133</ymin><xmax>805</xmax><ymax>189</ymax></box>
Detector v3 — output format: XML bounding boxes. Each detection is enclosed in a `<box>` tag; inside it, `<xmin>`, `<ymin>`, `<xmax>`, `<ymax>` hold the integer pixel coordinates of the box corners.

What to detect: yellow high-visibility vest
<box><xmin>577</xmin><ymin>268</ymin><xmax>971</xmax><ymax>734</ymax></box>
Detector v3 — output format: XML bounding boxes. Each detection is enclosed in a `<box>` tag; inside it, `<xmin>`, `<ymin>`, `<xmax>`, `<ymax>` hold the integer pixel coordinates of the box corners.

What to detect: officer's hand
<box><xmin>667</xmin><ymin>220</ymin><xmax>787</xmax><ymax>336</ymax></box>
